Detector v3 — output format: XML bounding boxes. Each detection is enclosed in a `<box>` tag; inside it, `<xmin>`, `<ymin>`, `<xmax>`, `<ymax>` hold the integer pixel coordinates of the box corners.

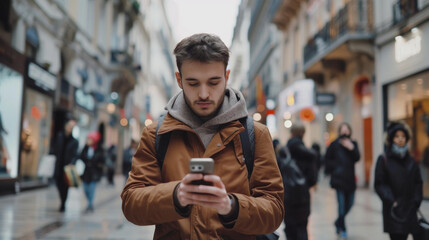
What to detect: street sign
<box><xmin>316</xmin><ymin>92</ymin><xmax>336</xmax><ymax>105</ymax></box>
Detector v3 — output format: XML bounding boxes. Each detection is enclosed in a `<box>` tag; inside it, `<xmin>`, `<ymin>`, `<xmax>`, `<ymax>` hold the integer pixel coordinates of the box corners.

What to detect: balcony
<box><xmin>273</xmin><ymin>0</ymin><xmax>305</xmax><ymax>30</ymax></box>
<box><xmin>392</xmin><ymin>0</ymin><xmax>418</xmax><ymax>24</ymax></box>
<box><xmin>303</xmin><ymin>0</ymin><xmax>374</xmax><ymax>71</ymax></box>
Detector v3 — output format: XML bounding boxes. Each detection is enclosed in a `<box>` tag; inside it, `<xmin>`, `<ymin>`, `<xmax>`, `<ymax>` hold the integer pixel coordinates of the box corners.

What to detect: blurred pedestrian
<box><xmin>282</xmin><ymin>123</ymin><xmax>317</xmax><ymax>240</ymax></box>
<box><xmin>80</xmin><ymin>131</ymin><xmax>105</xmax><ymax>213</ymax></box>
<box><xmin>122</xmin><ymin>140</ymin><xmax>137</xmax><ymax>183</ymax></box>
<box><xmin>53</xmin><ymin>116</ymin><xmax>78</xmax><ymax>212</ymax></box>
<box><xmin>311</xmin><ymin>142</ymin><xmax>324</xmax><ymax>181</ymax></box>
<box><xmin>325</xmin><ymin>122</ymin><xmax>360</xmax><ymax>239</ymax></box>
<box><xmin>374</xmin><ymin>122</ymin><xmax>423</xmax><ymax>240</ymax></box>
<box><xmin>273</xmin><ymin>138</ymin><xmax>281</xmax><ymax>158</ymax></box>
<box><xmin>106</xmin><ymin>144</ymin><xmax>117</xmax><ymax>185</ymax></box>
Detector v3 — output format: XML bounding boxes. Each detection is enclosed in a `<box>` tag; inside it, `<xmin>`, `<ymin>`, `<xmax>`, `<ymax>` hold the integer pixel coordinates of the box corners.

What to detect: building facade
<box><xmin>373</xmin><ymin>0</ymin><xmax>429</xmax><ymax>196</ymax></box>
<box><xmin>243</xmin><ymin>0</ymin><xmax>283</xmax><ymax>137</ymax></box>
<box><xmin>274</xmin><ymin>0</ymin><xmax>375</xmax><ymax>187</ymax></box>
<box><xmin>0</xmin><ymin>0</ymin><xmax>175</xmax><ymax>194</ymax></box>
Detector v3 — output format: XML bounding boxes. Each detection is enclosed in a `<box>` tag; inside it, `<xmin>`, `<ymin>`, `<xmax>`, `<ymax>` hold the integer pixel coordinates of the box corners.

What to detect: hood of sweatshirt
<box><xmin>165</xmin><ymin>87</ymin><xmax>248</xmax><ymax>148</ymax></box>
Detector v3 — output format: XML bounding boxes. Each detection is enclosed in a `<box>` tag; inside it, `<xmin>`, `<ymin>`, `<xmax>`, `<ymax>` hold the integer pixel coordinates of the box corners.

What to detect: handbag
<box><xmin>418</xmin><ymin>210</ymin><xmax>429</xmax><ymax>240</ymax></box>
<box><xmin>64</xmin><ymin>164</ymin><xmax>82</xmax><ymax>187</ymax></box>
<box><xmin>37</xmin><ymin>154</ymin><xmax>56</xmax><ymax>178</ymax></box>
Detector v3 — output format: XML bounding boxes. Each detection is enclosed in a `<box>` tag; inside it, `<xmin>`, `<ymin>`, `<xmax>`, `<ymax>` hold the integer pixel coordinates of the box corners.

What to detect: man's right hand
<box><xmin>176</xmin><ymin>173</ymin><xmax>232</xmax><ymax>215</ymax></box>
<box><xmin>176</xmin><ymin>173</ymin><xmax>205</xmax><ymax>207</ymax></box>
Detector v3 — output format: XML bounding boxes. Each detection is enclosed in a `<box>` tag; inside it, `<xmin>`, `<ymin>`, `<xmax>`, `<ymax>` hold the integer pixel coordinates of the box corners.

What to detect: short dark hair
<box><xmin>173</xmin><ymin>33</ymin><xmax>229</xmax><ymax>73</ymax></box>
<box><xmin>65</xmin><ymin>116</ymin><xmax>77</xmax><ymax>125</ymax></box>
<box><xmin>290</xmin><ymin>123</ymin><xmax>305</xmax><ymax>137</ymax></box>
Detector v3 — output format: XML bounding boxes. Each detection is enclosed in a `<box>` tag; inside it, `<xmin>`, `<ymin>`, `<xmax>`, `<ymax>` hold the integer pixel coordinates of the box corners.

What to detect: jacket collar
<box><xmin>158</xmin><ymin>113</ymin><xmax>245</xmax><ymax>146</ymax></box>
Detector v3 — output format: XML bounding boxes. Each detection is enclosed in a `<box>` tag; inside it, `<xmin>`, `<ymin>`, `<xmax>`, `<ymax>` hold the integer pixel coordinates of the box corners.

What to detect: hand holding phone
<box><xmin>176</xmin><ymin>159</ymin><xmax>231</xmax><ymax>215</ymax></box>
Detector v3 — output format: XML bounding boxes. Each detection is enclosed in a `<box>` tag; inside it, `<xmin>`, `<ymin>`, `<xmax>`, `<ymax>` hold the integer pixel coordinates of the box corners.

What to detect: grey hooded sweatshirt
<box><xmin>165</xmin><ymin>87</ymin><xmax>248</xmax><ymax>148</ymax></box>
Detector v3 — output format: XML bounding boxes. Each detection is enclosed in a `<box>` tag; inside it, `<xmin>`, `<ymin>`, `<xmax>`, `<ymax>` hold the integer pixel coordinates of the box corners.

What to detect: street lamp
<box><xmin>284</xmin><ymin>120</ymin><xmax>292</xmax><ymax>128</ymax></box>
<box><xmin>325</xmin><ymin>113</ymin><xmax>334</xmax><ymax>122</ymax></box>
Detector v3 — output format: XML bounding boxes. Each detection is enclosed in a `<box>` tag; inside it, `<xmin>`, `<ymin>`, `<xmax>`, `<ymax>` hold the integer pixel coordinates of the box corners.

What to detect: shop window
<box><xmin>386</xmin><ymin>73</ymin><xmax>429</xmax><ymax>197</ymax></box>
<box><xmin>0</xmin><ymin>63</ymin><xmax>24</xmax><ymax>178</ymax></box>
<box><xmin>20</xmin><ymin>88</ymin><xmax>53</xmax><ymax>181</ymax></box>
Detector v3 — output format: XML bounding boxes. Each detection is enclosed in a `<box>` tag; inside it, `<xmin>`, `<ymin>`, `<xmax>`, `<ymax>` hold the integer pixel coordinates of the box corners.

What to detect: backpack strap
<box><xmin>155</xmin><ymin>113</ymin><xmax>171</xmax><ymax>170</ymax></box>
<box><xmin>239</xmin><ymin>116</ymin><xmax>255</xmax><ymax>179</ymax></box>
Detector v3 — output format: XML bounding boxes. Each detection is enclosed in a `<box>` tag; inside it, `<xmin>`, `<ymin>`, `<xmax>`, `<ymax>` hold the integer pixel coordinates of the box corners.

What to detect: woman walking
<box><xmin>80</xmin><ymin>131</ymin><xmax>105</xmax><ymax>213</ymax></box>
<box><xmin>325</xmin><ymin>122</ymin><xmax>360</xmax><ymax>239</ymax></box>
<box><xmin>374</xmin><ymin>122</ymin><xmax>423</xmax><ymax>240</ymax></box>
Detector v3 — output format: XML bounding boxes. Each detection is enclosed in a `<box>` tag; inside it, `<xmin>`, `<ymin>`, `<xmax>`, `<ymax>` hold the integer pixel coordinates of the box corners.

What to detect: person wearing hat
<box><xmin>80</xmin><ymin>131</ymin><xmax>105</xmax><ymax>213</ymax></box>
<box><xmin>374</xmin><ymin>121</ymin><xmax>423</xmax><ymax>240</ymax></box>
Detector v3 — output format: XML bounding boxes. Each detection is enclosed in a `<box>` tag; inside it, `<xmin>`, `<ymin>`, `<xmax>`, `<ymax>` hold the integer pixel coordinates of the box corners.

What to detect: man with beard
<box><xmin>121</xmin><ymin>33</ymin><xmax>284</xmax><ymax>239</ymax></box>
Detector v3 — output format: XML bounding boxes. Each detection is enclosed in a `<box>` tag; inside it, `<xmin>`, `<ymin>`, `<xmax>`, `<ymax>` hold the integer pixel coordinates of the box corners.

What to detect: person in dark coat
<box><xmin>374</xmin><ymin>121</ymin><xmax>423</xmax><ymax>240</ymax></box>
<box><xmin>53</xmin><ymin>117</ymin><xmax>79</xmax><ymax>212</ymax></box>
<box><xmin>311</xmin><ymin>142</ymin><xmax>324</xmax><ymax>182</ymax></box>
<box><xmin>122</xmin><ymin>140</ymin><xmax>137</xmax><ymax>183</ymax></box>
<box><xmin>325</xmin><ymin>122</ymin><xmax>360</xmax><ymax>239</ymax></box>
<box><xmin>106</xmin><ymin>144</ymin><xmax>117</xmax><ymax>186</ymax></box>
<box><xmin>80</xmin><ymin>131</ymin><xmax>105</xmax><ymax>213</ymax></box>
<box><xmin>283</xmin><ymin>123</ymin><xmax>317</xmax><ymax>240</ymax></box>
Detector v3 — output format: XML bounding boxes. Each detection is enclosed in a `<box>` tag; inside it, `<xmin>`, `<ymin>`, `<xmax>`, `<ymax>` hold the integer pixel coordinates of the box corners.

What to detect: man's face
<box><xmin>175</xmin><ymin>61</ymin><xmax>230</xmax><ymax>118</ymax></box>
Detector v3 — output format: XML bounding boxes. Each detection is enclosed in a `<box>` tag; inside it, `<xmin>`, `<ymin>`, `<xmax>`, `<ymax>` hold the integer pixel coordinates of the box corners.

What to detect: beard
<box><xmin>183</xmin><ymin>92</ymin><xmax>224</xmax><ymax>121</ymax></box>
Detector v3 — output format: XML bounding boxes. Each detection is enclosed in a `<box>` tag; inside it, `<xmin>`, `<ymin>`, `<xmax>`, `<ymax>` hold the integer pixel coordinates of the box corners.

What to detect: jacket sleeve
<box><xmin>413</xmin><ymin>162</ymin><xmax>423</xmax><ymax>209</ymax></box>
<box><xmin>324</xmin><ymin>143</ymin><xmax>334</xmax><ymax>175</ymax></box>
<box><xmin>350</xmin><ymin>141</ymin><xmax>360</xmax><ymax>162</ymax></box>
<box><xmin>80</xmin><ymin>146</ymin><xmax>88</xmax><ymax>164</ymax></box>
<box><xmin>374</xmin><ymin>155</ymin><xmax>395</xmax><ymax>204</ymax></box>
<box><xmin>68</xmin><ymin>139</ymin><xmax>79</xmax><ymax>165</ymax></box>
<box><xmin>231</xmin><ymin>124</ymin><xmax>284</xmax><ymax>235</ymax></box>
<box><xmin>121</xmin><ymin>124</ymin><xmax>186</xmax><ymax>225</ymax></box>
<box><xmin>295</xmin><ymin>142</ymin><xmax>317</xmax><ymax>162</ymax></box>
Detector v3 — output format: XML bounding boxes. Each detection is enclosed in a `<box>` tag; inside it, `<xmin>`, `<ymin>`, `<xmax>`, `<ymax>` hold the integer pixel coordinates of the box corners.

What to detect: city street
<box><xmin>1</xmin><ymin>175</ymin><xmax>428</xmax><ymax>240</ymax></box>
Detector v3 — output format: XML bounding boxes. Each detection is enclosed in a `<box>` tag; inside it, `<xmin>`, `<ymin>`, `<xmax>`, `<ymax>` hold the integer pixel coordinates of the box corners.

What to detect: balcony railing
<box><xmin>303</xmin><ymin>0</ymin><xmax>373</xmax><ymax>66</ymax></box>
<box><xmin>392</xmin><ymin>0</ymin><xmax>418</xmax><ymax>24</ymax></box>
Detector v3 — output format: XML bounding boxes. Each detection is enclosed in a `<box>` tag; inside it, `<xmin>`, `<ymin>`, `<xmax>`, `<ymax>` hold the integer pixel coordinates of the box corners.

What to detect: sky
<box><xmin>166</xmin><ymin>0</ymin><xmax>241</xmax><ymax>47</ymax></box>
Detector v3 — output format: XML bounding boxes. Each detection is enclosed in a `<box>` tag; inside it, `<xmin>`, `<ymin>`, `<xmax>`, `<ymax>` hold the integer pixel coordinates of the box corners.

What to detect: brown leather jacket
<box><xmin>121</xmin><ymin>114</ymin><xmax>284</xmax><ymax>240</ymax></box>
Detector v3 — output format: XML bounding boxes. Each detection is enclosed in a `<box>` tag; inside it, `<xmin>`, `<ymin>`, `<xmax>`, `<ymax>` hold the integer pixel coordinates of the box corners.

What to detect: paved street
<box><xmin>1</xmin><ymin>176</ymin><xmax>428</xmax><ymax>240</ymax></box>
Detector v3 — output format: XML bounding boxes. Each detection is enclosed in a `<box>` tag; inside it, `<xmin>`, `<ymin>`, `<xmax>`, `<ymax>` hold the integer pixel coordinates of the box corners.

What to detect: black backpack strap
<box><xmin>155</xmin><ymin>113</ymin><xmax>171</xmax><ymax>170</ymax></box>
<box><xmin>239</xmin><ymin>116</ymin><xmax>255</xmax><ymax>179</ymax></box>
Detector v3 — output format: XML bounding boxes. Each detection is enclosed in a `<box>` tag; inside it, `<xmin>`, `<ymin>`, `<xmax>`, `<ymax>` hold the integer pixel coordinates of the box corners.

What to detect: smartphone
<box><xmin>189</xmin><ymin>158</ymin><xmax>214</xmax><ymax>185</ymax></box>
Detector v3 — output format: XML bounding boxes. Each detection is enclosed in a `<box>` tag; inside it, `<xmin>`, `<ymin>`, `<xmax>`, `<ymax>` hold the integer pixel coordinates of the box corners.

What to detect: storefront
<box><xmin>375</xmin><ymin>21</ymin><xmax>429</xmax><ymax>196</ymax></box>
<box><xmin>19</xmin><ymin>61</ymin><xmax>56</xmax><ymax>189</ymax></box>
<box><xmin>0</xmin><ymin>39</ymin><xmax>26</xmax><ymax>193</ymax></box>
<box><xmin>276</xmin><ymin>79</ymin><xmax>320</xmax><ymax>146</ymax></box>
